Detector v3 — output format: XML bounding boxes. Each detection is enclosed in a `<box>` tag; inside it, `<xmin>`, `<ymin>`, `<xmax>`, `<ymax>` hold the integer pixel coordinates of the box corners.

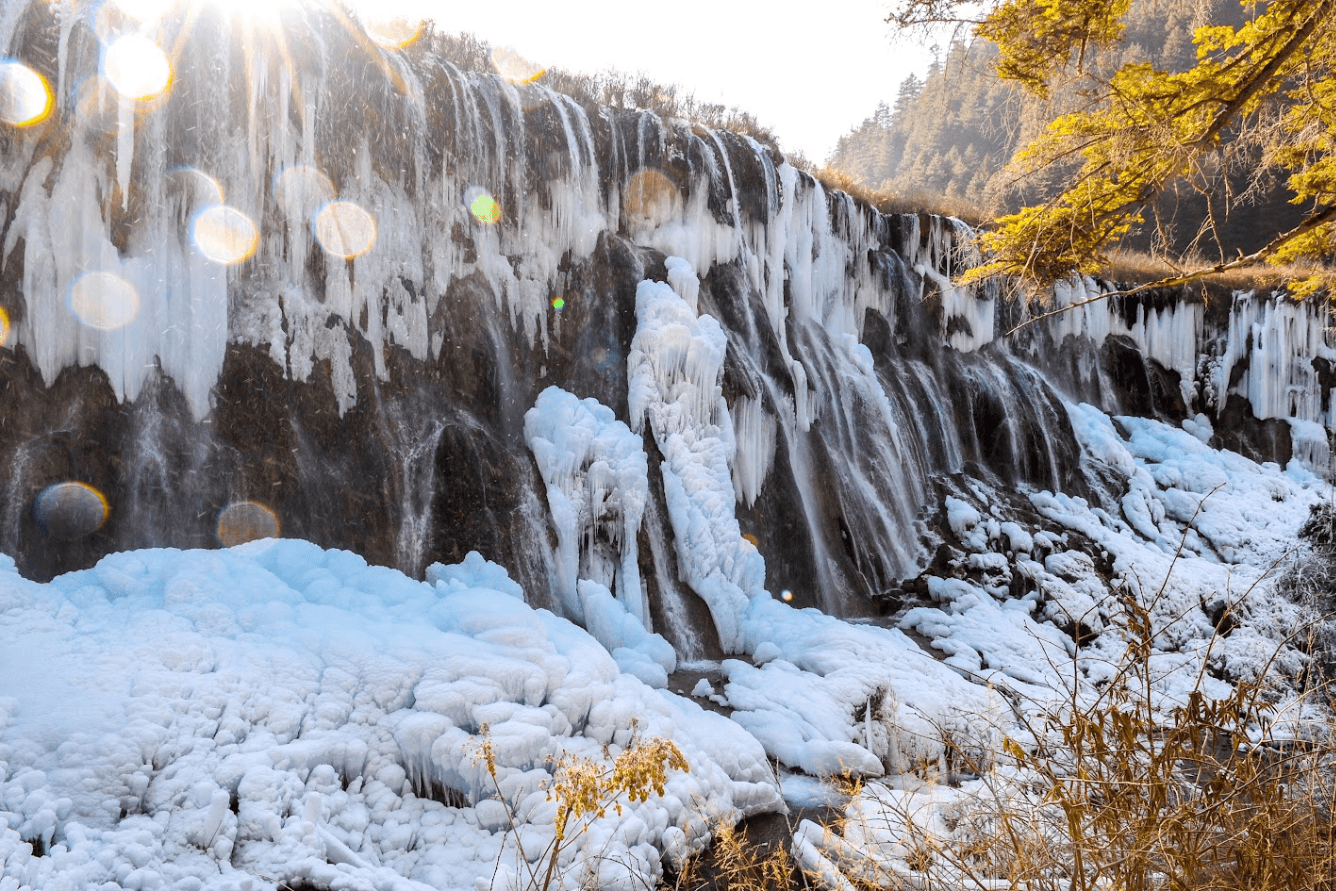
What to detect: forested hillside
<box><xmin>828</xmin><ymin>0</ymin><xmax>1306</xmax><ymax>259</ymax></box>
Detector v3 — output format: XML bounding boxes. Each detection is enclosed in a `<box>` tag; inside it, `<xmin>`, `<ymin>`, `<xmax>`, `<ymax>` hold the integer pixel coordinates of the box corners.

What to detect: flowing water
<box><xmin>0</xmin><ymin>0</ymin><xmax>1331</xmax><ymax>656</ymax></box>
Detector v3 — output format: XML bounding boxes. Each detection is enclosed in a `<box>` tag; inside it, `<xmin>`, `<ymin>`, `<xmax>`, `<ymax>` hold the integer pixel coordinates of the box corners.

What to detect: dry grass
<box><xmin>1101</xmin><ymin>248</ymin><xmax>1335</xmax><ymax>295</ymax></box>
<box><xmin>784</xmin><ymin>584</ymin><xmax>1336</xmax><ymax>891</ymax></box>
<box><xmin>811</xmin><ymin>167</ymin><xmax>991</xmax><ymax>226</ymax></box>
<box><xmin>477</xmin><ymin>731</ymin><xmax>690</xmax><ymax>891</ymax></box>
<box><xmin>667</xmin><ymin>821</ymin><xmax>806</xmax><ymax>891</ymax></box>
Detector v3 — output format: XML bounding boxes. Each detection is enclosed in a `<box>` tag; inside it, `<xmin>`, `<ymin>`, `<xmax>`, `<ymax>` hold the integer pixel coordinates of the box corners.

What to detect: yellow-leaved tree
<box><xmin>887</xmin><ymin>0</ymin><xmax>1336</xmax><ymax>296</ymax></box>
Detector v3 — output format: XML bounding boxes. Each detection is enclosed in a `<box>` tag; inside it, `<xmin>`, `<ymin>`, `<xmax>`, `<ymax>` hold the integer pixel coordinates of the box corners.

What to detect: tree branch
<box><xmin>1197</xmin><ymin>0</ymin><xmax>1336</xmax><ymax>149</ymax></box>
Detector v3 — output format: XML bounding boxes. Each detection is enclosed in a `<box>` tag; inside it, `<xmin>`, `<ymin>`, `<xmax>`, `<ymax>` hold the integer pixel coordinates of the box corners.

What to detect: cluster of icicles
<box><xmin>0</xmin><ymin>0</ymin><xmax>531</xmax><ymax>549</ymax></box>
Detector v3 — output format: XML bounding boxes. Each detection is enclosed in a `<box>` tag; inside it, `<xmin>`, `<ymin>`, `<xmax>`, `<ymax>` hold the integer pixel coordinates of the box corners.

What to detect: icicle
<box><xmin>729</xmin><ymin>396</ymin><xmax>777</xmax><ymax>508</ymax></box>
<box><xmin>792</xmin><ymin>361</ymin><xmax>811</xmax><ymax>432</ymax></box>
<box><xmin>628</xmin><ymin>265</ymin><xmax>762</xmax><ymax>653</ymax></box>
<box><xmin>116</xmin><ymin>94</ymin><xmax>134</xmax><ymax>210</ymax></box>
<box><xmin>864</xmin><ymin>695</ymin><xmax>874</xmax><ymax>752</ymax></box>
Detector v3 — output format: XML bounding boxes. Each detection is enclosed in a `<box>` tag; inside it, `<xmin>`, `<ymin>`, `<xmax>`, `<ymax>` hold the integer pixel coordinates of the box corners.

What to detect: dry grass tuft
<box><xmin>667</xmin><ymin>820</ymin><xmax>806</xmax><ymax>891</ymax></box>
<box><xmin>810</xmin><ymin>167</ymin><xmax>991</xmax><ymax>226</ymax></box>
<box><xmin>1102</xmin><ymin>248</ymin><xmax>1334</xmax><ymax>295</ymax></box>
<box><xmin>799</xmin><ymin>587</ymin><xmax>1336</xmax><ymax>891</ymax></box>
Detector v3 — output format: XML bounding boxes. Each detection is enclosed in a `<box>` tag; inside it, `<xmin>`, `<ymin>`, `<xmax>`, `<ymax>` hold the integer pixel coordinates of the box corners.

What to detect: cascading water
<box><xmin>0</xmin><ymin>443</ymin><xmax>32</xmax><ymax>555</ymax></box>
<box><xmin>0</xmin><ymin>0</ymin><xmax>1332</xmax><ymax>661</ymax></box>
<box><xmin>382</xmin><ymin>407</ymin><xmax>447</xmax><ymax>580</ymax></box>
<box><xmin>119</xmin><ymin>372</ymin><xmax>213</xmax><ymax>551</ymax></box>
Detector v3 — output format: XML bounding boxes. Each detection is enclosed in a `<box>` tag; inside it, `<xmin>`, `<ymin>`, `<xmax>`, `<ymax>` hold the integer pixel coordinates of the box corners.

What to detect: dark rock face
<box><xmin>1212</xmin><ymin>394</ymin><xmax>1294</xmax><ymax>467</ymax></box>
<box><xmin>0</xmin><ymin>1</ymin><xmax>1328</xmax><ymax>654</ymax></box>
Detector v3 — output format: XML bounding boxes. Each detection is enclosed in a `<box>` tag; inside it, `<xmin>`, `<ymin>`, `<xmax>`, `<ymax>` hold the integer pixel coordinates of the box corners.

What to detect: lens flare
<box><xmin>781</xmin><ymin>589</ymin><xmax>793</xmax><ymax>602</ymax></box>
<box><xmin>490</xmin><ymin>47</ymin><xmax>545</xmax><ymax>84</ymax></box>
<box><xmin>217</xmin><ymin>500</ymin><xmax>280</xmax><ymax>547</ymax></box>
<box><xmin>742</xmin><ymin>533</ymin><xmax>758</xmax><ymax>547</ymax></box>
<box><xmin>0</xmin><ymin>307</ymin><xmax>9</xmax><ymax>346</ymax></box>
<box><xmin>104</xmin><ymin>35</ymin><xmax>172</xmax><ymax>101</ymax></box>
<box><xmin>466</xmin><ymin>187</ymin><xmax>501</xmax><ymax>225</ymax></box>
<box><xmin>622</xmin><ymin>169</ymin><xmax>681</xmax><ymax>229</ymax></box>
<box><xmin>590</xmin><ymin>339</ymin><xmax>621</xmax><ymax>373</ymax></box>
<box><xmin>315</xmin><ymin>200</ymin><xmax>377</xmax><ymax>258</ymax></box>
<box><xmin>70</xmin><ymin>272</ymin><xmax>140</xmax><ymax>331</ymax></box>
<box><xmin>551</xmin><ymin>296</ymin><xmax>565</xmax><ymax>311</ymax></box>
<box><xmin>273</xmin><ymin>165</ymin><xmax>334</xmax><ymax>223</ymax></box>
<box><xmin>363</xmin><ymin>15</ymin><xmax>423</xmax><ymax>48</ymax></box>
<box><xmin>33</xmin><ymin>482</ymin><xmax>109</xmax><ymax>540</ymax></box>
<box><xmin>193</xmin><ymin>205</ymin><xmax>258</xmax><ymax>264</ymax></box>
<box><xmin>166</xmin><ymin>167</ymin><xmax>224</xmax><ymax>211</ymax></box>
<box><xmin>0</xmin><ymin>61</ymin><xmax>53</xmax><ymax>127</ymax></box>
<box><xmin>71</xmin><ymin>75</ymin><xmax>119</xmax><ymax>134</ymax></box>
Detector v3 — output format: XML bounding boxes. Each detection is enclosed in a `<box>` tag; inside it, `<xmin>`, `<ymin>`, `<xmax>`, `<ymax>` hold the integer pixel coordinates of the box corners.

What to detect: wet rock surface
<box><xmin>0</xmin><ymin>0</ymin><xmax>1325</xmax><ymax>655</ymax></box>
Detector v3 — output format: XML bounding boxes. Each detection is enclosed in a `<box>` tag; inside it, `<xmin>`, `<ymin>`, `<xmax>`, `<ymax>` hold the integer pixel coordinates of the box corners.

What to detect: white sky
<box><xmin>390</xmin><ymin>0</ymin><xmax>937</xmax><ymax>163</ymax></box>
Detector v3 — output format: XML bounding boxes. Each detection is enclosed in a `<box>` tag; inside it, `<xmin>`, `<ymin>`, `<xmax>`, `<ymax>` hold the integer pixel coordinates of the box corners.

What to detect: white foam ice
<box><xmin>525</xmin><ymin>386</ymin><xmax>650</xmax><ymax>627</ymax></box>
<box><xmin>0</xmin><ymin>541</ymin><xmax>781</xmax><ymax>891</ymax></box>
<box><xmin>628</xmin><ymin>269</ymin><xmax>759</xmax><ymax>654</ymax></box>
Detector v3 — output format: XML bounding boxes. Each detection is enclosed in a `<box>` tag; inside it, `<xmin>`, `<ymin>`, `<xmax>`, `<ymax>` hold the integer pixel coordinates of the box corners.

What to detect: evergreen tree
<box><xmin>882</xmin><ymin>0</ymin><xmax>1336</xmax><ymax>293</ymax></box>
<box><xmin>827</xmin><ymin>0</ymin><xmax>1319</xmax><ymax>282</ymax></box>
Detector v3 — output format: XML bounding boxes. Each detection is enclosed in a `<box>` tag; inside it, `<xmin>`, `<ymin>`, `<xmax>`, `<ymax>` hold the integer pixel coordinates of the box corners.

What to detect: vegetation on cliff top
<box><xmin>832</xmin><ymin>0</ymin><xmax>1336</xmax><ymax>296</ymax></box>
<box><xmin>871</xmin><ymin>0</ymin><xmax>1330</xmax><ymax>296</ymax></box>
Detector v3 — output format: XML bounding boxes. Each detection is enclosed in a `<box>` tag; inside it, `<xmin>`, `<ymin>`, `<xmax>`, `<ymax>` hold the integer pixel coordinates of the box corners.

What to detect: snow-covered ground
<box><xmin>3</xmin><ymin>264</ymin><xmax>1333</xmax><ymax>891</ymax></box>
<box><xmin>0</xmin><ymin>542</ymin><xmax>782</xmax><ymax>891</ymax></box>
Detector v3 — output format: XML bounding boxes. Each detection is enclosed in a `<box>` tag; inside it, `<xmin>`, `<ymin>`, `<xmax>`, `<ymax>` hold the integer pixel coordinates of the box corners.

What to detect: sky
<box><xmin>385</xmin><ymin>0</ymin><xmax>938</xmax><ymax>164</ymax></box>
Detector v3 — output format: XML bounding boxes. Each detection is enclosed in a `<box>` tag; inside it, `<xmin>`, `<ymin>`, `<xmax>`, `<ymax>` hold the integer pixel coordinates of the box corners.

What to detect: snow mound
<box><xmin>0</xmin><ymin>541</ymin><xmax>780</xmax><ymax>891</ymax></box>
<box><xmin>902</xmin><ymin>403</ymin><xmax>1328</xmax><ymax>718</ymax></box>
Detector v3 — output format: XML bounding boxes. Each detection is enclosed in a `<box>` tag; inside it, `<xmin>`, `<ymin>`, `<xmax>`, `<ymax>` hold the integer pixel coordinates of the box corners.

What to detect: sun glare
<box><xmin>316</xmin><ymin>200</ymin><xmax>377</xmax><ymax>259</ymax></box>
<box><xmin>490</xmin><ymin>47</ymin><xmax>545</xmax><ymax>84</ymax></box>
<box><xmin>103</xmin><ymin>35</ymin><xmax>172</xmax><ymax>100</ymax></box>
<box><xmin>362</xmin><ymin>14</ymin><xmax>423</xmax><ymax>48</ymax></box>
<box><xmin>193</xmin><ymin>205</ymin><xmax>259</xmax><ymax>264</ymax></box>
<box><xmin>0</xmin><ymin>60</ymin><xmax>53</xmax><ymax>127</ymax></box>
<box><xmin>198</xmin><ymin>0</ymin><xmax>293</xmax><ymax>27</ymax></box>
<box><xmin>70</xmin><ymin>272</ymin><xmax>140</xmax><ymax>331</ymax></box>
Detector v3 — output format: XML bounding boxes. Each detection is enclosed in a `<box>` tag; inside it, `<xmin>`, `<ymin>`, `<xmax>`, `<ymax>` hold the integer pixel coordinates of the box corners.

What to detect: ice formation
<box><xmin>1217</xmin><ymin>292</ymin><xmax>1336</xmax><ymax>426</ymax></box>
<box><xmin>628</xmin><ymin>270</ymin><xmax>761</xmax><ymax>653</ymax></box>
<box><xmin>522</xmin><ymin>386</ymin><xmax>677</xmax><ymax>687</ymax></box>
<box><xmin>524</xmin><ymin>387</ymin><xmax>650</xmax><ymax>627</ymax></box>
<box><xmin>1040</xmin><ymin>276</ymin><xmax>1336</xmax><ymax>434</ymax></box>
<box><xmin>5</xmin><ymin>145</ymin><xmax>232</xmax><ymax>419</ymax></box>
<box><xmin>0</xmin><ymin>541</ymin><xmax>781</xmax><ymax>891</ymax></box>
<box><xmin>2</xmin><ymin>2</ymin><xmax>1336</xmax><ymax>888</ymax></box>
